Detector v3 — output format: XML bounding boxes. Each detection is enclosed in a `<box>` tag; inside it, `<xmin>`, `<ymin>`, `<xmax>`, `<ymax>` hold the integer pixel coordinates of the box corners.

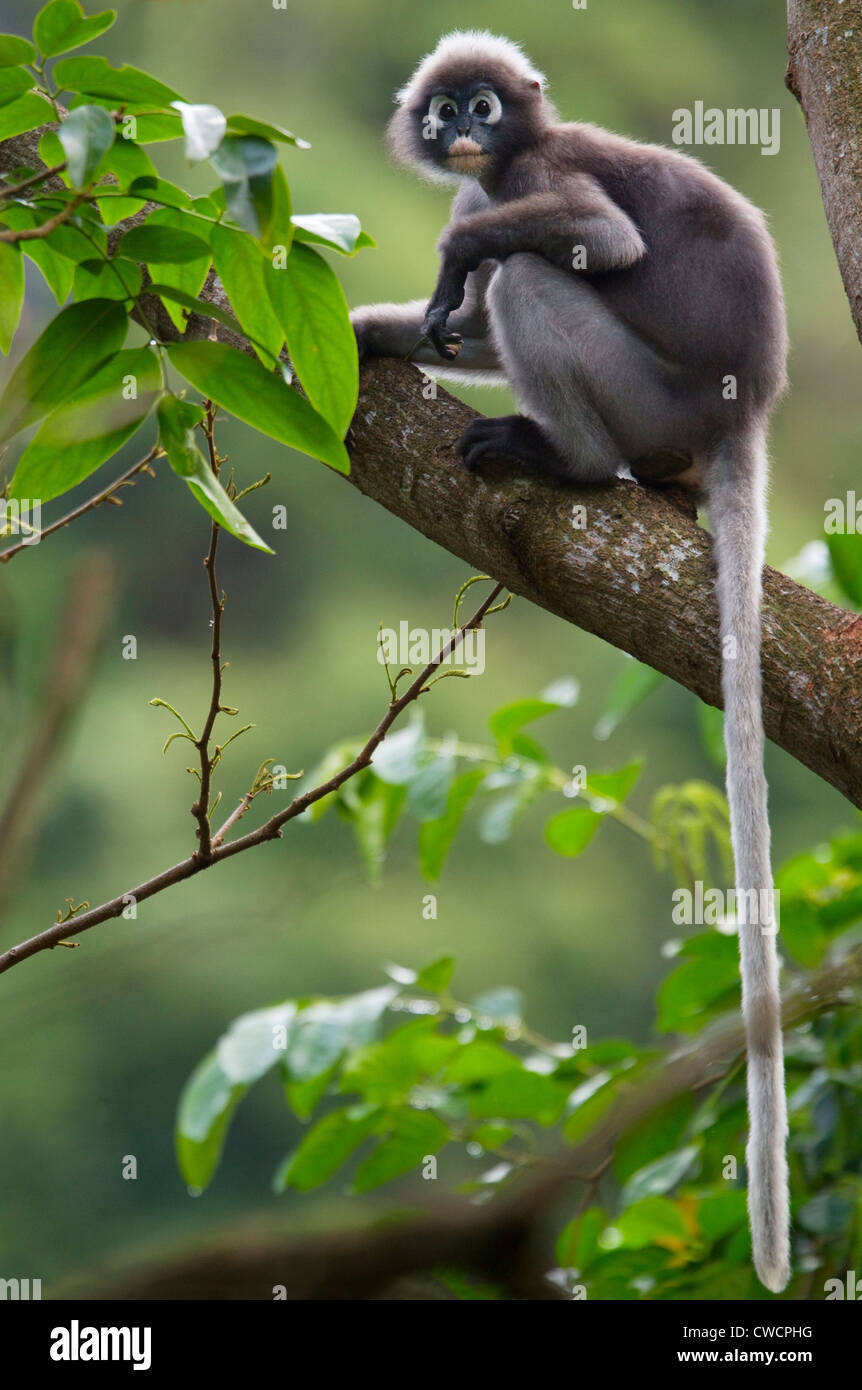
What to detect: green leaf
<box><xmin>472</xmin><ymin>986</ymin><xmax>524</xmax><ymax>1026</ymax></box>
<box><xmin>210</xmin><ymin>135</ymin><xmax>277</xmax><ymax>240</ymax></box>
<box><xmin>0</xmin><ymin>203</ymin><xmax>74</xmax><ymax>302</ymax></box>
<box><xmin>126</xmin><ymin>175</ymin><xmax>192</xmax><ymax>210</ymax></box>
<box><xmin>10</xmin><ymin>345</ymin><xmax>160</xmax><ymax>502</ymax></box>
<box><xmin>0</xmin><ymin>242</ymin><xmax>24</xmax><ymax>355</ymax></box>
<box><xmin>265</xmin><ymin>241</ymin><xmax>357</xmax><ymax>434</ymax></box>
<box><xmin>53</xmin><ymin>55</ymin><xmax>181</xmax><ymax>106</ymax></box>
<box><xmin>0</xmin><ymin>67</ymin><xmax>32</xmax><ymax>110</ymax></box>
<box><xmin>406</xmin><ymin>747</ymin><xmax>456</xmax><ymax>822</ymax></box>
<box><xmin>656</xmin><ymin>933</ymin><xmax>740</xmax><ymax>1034</ymax></box>
<box><xmin>415</xmin><ymin>956</ymin><xmax>455</xmax><ymax>992</ymax></box>
<box><xmin>594</xmin><ymin>658</ymin><xmax>664</xmax><ymax>740</ymax></box>
<box><xmin>490</xmin><ymin>686</ymin><xmax>578</xmax><ymax>757</ymax></box>
<box><xmin>34</xmin><ymin>1</ymin><xmax>115</xmax><ymax>58</ymax></box>
<box><xmin>613</xmin><ymin>1195</ymin><xmax>691</xmax><ymax>1250</ymax></box>
<box><xmin>0</xmin><ymin>36</ymin><xmax>37</xmax><ymax>66</ymax></box>
<box><xmin>545</xmin><ymin>806</ymin><xmax>603</xmax><ymax>857</ymax></box>
<box><xmin>697</xmin><ymin>1189</ymin><xmax>748</xmax><ymax>1243</ymax></box>
<box><xmin>797</xmin><ymin>1192</ymin><xmax>854</xmax><ymax>1237</ymax></box>
<box><xmin>148</xmin><ymin>283</ymin><xmax>248</xmax><ymax>342</ymax></box>
<box><xmin>620</xmin><ymin>1145</ymin><xmax>700</xmax><ymax>1206</ymax></box>
<box><xmin>341</xmin><ymin>1020</ymin><xmax>458</xmax><ymax>1106</ymax></box>
<box><xmin>118</xmin><ymin>220</ymin><xmax>210</xmax><ymax>263</ymax></box>
<box><xmin>166</xmin><ymin>340</ymin><xmax>349</xmax><ymax>473</ymax></box>
<box><xmin>466</xmin><ymin>1068</ymin><xmax>567</xmax><ymax>1124</ymax></box>
<box><xmin>0</xmin><ymin>297</ymin><xmax>128</xmax><ymax>445</ymax></box>
<box><xmin>283</xmin><ymin>1061</ymin><xmax>338</xmax><ymax>1121</ymax></box>
<box><xmin>698</xmin><ymin>702</ymin><xmax>726</xmax><ymax>768</ymax></box>
<box><xmin>556</xmin><ymin>1206</ymin><xmax>606</xmax><ymax>1271</ymax></box>
<box><xmin>614</xmin><ymin>1094</ymin><xmax>694</xmax><ymax>1185</ymax></box>
<box><xmin>157</xmin><ymin>394</ymin><xmax>274</xmax><ymax>553</ymax></box>
<box><xmin>171</xmin><ymin>100</ymin><xmax>225</xmax><ymax>161</ymax></box>
<box><xmin>226</xmin><ymin>113</ymin><xmax>309</xmax><ymax>148</ymax></box>
<box><xmin>0</xmin><ymin>92</ymin><xmax>53</xmax><ymax>142</ymax></box>
<box><xmin>141</xmin><ymin>206</ymin><xmax>212</xmax><ymax>335</ymax></box>
<box><xmin>176</xmin><ymin>1051</ymin><xmax>246</xmax><ymax>1190</ymax></box>
<box><xmin>585</xmin><ymin>760</ymin><xmax>643</xmax><ymax>805</ymax></box>
<box><xmin>96</xmin><ymin>136</ymin><xmax>156</xmax><ymax>189</ymax></box>
<box><xmin>827</xmin><ymin>532</ymin><xmax>862</xmax><ymax>607</ymax></box>
<box><xmin>284</xmin><ymin>987</ymin><xmax>396</xmax><ymax>1086</ymax></box>
<box><xmin>291</xmin><ymin>212</ymin><xmax>374</xmax><ymax>256</ymax></box>
<box><xmin>276</xmin><ymin>1107</ymin><xmax>378</xmax><ymax>1193</ymax></box>
<box><xmin>419</xmin><ymin>767</ymin><xmax>484</xmax><ymax>881</ymax></box>
<box><xmin>215</xmin><ymin>1002</ymin><xmax>297</xmax><ymax>1084</ymax></box>
<box><xmin>352</xmin><ymin>1108</ymin><xmax>449</xmax><ymax>1192</ymax></box>
<box><xmin>210</xmin><ymin>222</ymin><xmax>283</xmax><ymax>366</ymax></box>
<box><xmin>73</xmin><ymin>255</ymin><xmax>141</xmax><ymax>301</ymax></box>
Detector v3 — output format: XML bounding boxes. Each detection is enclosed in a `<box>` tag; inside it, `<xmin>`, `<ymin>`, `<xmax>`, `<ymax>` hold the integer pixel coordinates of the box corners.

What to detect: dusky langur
<box><xmin>351</xmin><ymin>31</ymin><xmax>789</xmax><ymax>1293</ymax></box>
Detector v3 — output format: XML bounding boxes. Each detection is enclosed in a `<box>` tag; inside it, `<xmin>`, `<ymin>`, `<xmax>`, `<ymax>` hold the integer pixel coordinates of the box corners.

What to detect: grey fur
<box><xmin>351</xmin><ymin>31</ymin><xmax>790</xmax><ymax>1290</ymax></box>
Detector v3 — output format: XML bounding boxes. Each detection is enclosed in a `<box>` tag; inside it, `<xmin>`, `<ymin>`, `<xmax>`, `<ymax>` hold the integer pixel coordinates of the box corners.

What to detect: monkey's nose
<box><xmin>456</xmin><ymin>120</ymin><xmax>472</xmax><ymax>136</ymax></box>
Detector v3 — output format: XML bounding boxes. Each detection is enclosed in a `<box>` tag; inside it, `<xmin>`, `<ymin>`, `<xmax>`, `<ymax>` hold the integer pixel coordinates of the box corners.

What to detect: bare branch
<box><xmin>0</xmin><ymin>580</ymin><xmax>505</xmax><ymax>976</ymax></box>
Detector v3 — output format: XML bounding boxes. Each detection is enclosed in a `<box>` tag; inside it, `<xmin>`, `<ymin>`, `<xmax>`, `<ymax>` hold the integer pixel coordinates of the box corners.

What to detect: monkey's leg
<box><xmin>464</xmin><ymin>253</ymin><xmax>699</xmax><ymax>484</ymax></box>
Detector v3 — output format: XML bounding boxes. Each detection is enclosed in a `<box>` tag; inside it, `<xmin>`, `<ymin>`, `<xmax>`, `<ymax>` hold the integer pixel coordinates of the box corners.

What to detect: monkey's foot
<box><xmin>458</xmin><ymin>414</ymin><xmax>564</xmax><ymax>473</ymax></box>
<box><xmin>630</xmin><ymin>448</ymin><xmax>693</xmax><ymax>484</ymax></box>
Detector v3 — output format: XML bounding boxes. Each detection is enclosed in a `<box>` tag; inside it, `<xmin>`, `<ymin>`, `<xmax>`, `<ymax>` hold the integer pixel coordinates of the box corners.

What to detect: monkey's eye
<box><xmin>468</xmin><ymin>89</ymin><xmax>502</xmax><ymax>124</ymax></box>
<box><xmin>428</xmin><ymin>94</ymin><xmax>458</xmax><ymax>123</ymax></box>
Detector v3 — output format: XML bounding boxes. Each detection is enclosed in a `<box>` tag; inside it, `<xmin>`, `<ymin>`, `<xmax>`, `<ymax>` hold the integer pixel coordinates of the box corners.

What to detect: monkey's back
<box><xmin>503</xmin><ymin>124</ymin><xmax>788</xmax><ymax>419</ymax></box>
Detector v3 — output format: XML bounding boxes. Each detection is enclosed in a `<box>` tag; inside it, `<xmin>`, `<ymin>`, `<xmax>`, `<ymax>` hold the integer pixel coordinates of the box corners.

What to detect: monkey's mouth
<box><xmin>445</xmin><ymin>137</ymin><xmax>490</xmax><ymax>172</ymax></box>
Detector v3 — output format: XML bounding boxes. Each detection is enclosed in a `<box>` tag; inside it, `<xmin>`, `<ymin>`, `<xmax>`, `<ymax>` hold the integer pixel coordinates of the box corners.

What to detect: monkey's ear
<box><xmin>529</xmin><ymin>79</ymin><xmax>542</xmax><ymax>91</ymax></box>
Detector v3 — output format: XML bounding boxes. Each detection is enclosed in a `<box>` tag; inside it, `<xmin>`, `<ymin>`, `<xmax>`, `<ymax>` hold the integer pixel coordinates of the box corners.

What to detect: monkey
<box><xmin>350</xmin><ymin>31</ymin><xmax>789</xmax><ymax>1294</ymax></box>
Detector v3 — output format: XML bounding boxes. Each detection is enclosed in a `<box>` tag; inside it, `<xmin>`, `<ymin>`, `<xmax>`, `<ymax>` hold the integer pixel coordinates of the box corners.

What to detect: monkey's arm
<box><xmin>424</xmin><ymin>174</ymin><xmax>645</xmax><ymax>356</ymax></box>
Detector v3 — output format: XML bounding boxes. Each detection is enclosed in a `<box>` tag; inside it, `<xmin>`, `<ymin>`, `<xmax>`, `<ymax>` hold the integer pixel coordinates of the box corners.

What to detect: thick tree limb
<box><xmin>787</xmin><ymin>1</ymin><xmax>862</xmax><ymax>342</ymax></box>
<box><xmin>347</xmin><ymin>359</ymin><xmax>862</xmax><ymax>809</ymax></box>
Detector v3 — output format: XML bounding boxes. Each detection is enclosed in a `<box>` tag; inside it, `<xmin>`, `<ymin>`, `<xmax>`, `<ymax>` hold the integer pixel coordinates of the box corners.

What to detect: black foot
<box><xmin>458</xmin><ymin>415</ymin><xmax>564</xmax><ymax>474</ymax></box>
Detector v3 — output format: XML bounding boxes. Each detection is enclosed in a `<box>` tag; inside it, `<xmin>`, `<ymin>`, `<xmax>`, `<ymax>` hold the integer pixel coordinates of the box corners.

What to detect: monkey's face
<box><xmin>423</xmin><ymin>85</ymin><xmax>503</xmax><ymax>175</ymax></box>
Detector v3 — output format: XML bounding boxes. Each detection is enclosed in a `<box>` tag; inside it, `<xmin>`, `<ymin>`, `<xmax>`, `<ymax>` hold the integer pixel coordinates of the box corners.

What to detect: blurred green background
<box><xmin>0</xmin><ymin>0</ymin><xmax>858</xmax><ymax>1289</ymax></box>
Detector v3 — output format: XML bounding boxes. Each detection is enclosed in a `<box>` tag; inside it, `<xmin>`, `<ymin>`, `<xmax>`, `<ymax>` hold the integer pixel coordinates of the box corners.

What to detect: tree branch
<box><xmin>0</xmin><ymin>580</ymin><xmax>504</xmax><ymax>976</ymax></box>
<box><xmin>346</xmin><ymin>359</ymin><xmax>862</xmax><ymax>810</ymax></box>
<box><xmin>786</xmin><ymin>0</ymin><xmax>862</xmax><ymax>343</ymax></box>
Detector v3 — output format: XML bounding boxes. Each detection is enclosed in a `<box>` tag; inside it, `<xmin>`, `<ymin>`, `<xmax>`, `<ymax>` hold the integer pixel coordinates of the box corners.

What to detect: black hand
<box><xmin>422</xmin><ymin>305</ymin><xmax>463</xmax><ymax>360</ymax></box>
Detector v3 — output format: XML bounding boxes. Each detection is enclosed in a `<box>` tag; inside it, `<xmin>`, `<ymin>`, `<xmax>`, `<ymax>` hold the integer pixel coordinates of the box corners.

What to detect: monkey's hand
<box><xmin>422</xmin><ymin>262</ymin><xmax>468</xmax><ymax>360</ymax></box>
<box><xmin>421</xmin><ymin>305</ymin><xmax>463</xmax><ymax>361</ymax></box>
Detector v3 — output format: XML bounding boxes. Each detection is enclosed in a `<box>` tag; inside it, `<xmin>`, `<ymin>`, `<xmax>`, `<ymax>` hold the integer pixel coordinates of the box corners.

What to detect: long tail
<box><xmin>707</xmin><ymin>428</ymin><xmax>789</xmax><ymax>1294</ymax></box>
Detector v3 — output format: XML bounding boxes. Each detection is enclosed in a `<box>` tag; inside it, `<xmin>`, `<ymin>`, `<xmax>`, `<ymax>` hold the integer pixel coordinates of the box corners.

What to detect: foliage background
<box><xmin>0</xmin><ymin>0</ymin><xmax>858</xmax><ymax>1288</ymax></box>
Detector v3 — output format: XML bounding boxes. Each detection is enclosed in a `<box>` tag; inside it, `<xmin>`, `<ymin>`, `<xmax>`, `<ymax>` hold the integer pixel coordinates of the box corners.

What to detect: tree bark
<box><xmin>348</xmin><ymin>359</ymin><xmax>862</xmax><ymax>808</ymax></box>
<box><xmin>787</xmin><ymin>0</ymin><xmax>862</xmax><ymax>342</ymax></box>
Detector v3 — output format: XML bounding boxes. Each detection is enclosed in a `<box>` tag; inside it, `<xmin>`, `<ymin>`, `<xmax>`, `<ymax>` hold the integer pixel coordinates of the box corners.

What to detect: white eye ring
<box><xmin>469</xmin><ymin>90</ymin><xmax>502</xmax><ymax>124</ymax></box>
<box><xmin>428</xmin><ymin>94</ymin><xmax>458</xmax><ymax>123</ymax></box>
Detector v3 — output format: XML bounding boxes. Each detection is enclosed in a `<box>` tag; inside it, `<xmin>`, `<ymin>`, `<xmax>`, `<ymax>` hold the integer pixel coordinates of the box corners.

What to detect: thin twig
<box><xmin>0</xmin><ymin>160</ymin><xmax>67</xmax><ymax>198</ymax></box>
<box><xmin>0</xmin><ymin>580</ymin><xmax>506</xmax><ymax>975</ymax></box>
<box><xmin>0</xmin><ymin>446</ymin><xmax>161</xmax><ymax>564</ymax></box>
<box><xmin>0</xmin><ymin>191</ymin><xmax>87</xmax><ymax>242</ymax></box>
<box><xmin>191</xmin><ymin>402</ymin><xmax>224</xmax><ymax>862</ymax></box>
